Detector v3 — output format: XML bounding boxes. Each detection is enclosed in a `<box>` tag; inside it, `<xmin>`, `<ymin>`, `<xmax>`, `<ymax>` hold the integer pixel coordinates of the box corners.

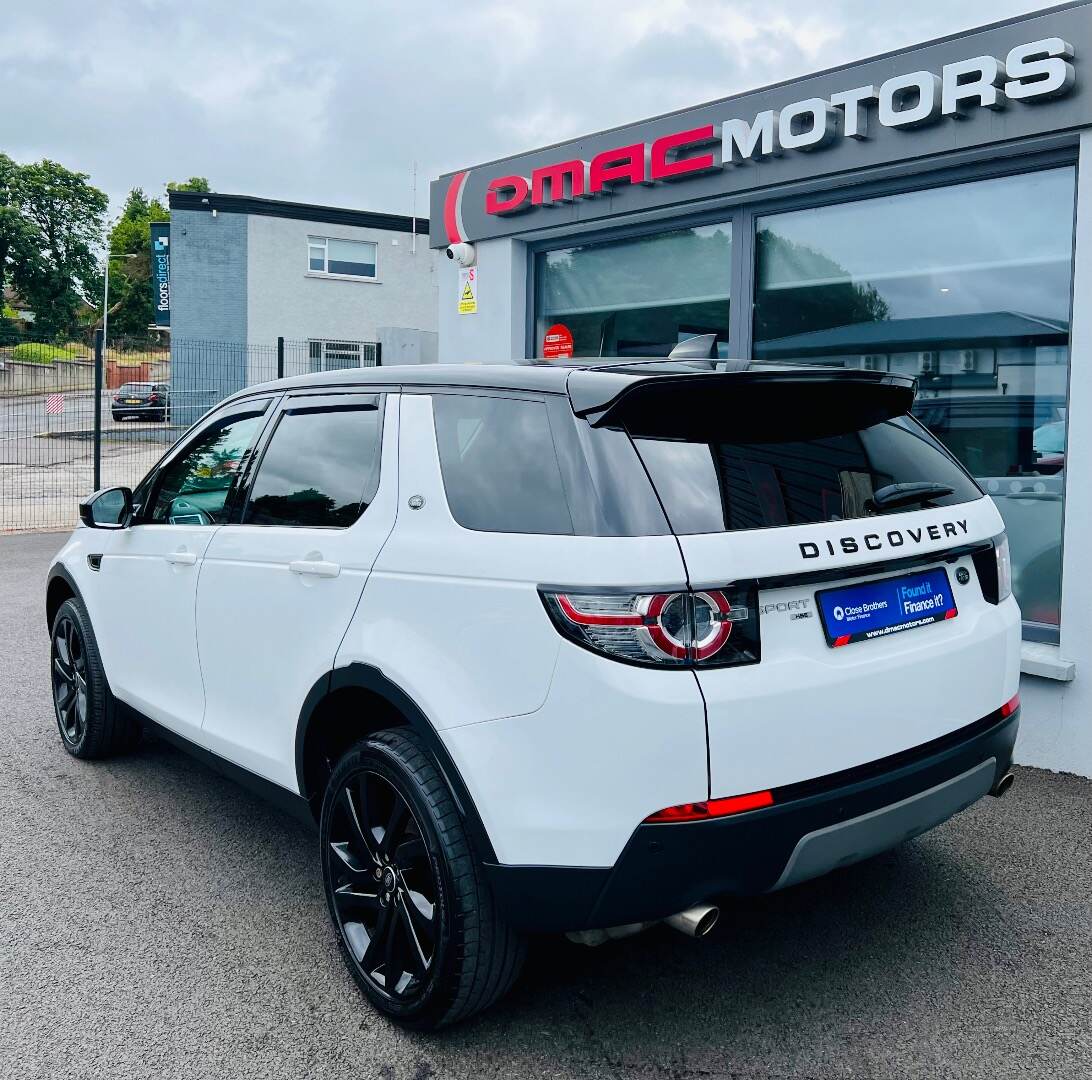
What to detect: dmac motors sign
<box><xmin>487</xmin><ymin>39</ymin><xmax>1074</xmax><ymax>214</ymax></box>
<box><xmin>431</xmin><ymin>20</ymin><xmax>1088</xmax><ymax>247</ymax></box>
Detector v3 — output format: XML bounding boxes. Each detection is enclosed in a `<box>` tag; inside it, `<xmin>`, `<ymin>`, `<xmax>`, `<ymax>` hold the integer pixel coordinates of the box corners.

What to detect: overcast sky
<box><xmin>1</xmin><ymin>0</ymin><xmax>1057</xmax><ymax>222</ymax></box>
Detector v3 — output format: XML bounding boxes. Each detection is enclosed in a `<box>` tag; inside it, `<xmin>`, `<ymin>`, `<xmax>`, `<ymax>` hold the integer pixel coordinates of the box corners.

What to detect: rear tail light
<box><xmin>148</xmin><ymin>393</ymin><xmax>159</xmax><ymax>402</ymax></box>
<box><xmin>645</xmin><ymin>789</ymin><xmax>774</xmax><ymax>823</ymax></box>
<box><xmin>972</xmin><ymin>533</ymin><xmax>1012</xmax><ymax>604</ymax></box>
<box><xmin>1001</xmin><ymin>692</ymin><xmax>1020</xmax><ymax>718</ymax></box>
<box><xmin>541</xmin><ymin>582</ymin><xmax>760</xmax><ymax>668</ymax></box>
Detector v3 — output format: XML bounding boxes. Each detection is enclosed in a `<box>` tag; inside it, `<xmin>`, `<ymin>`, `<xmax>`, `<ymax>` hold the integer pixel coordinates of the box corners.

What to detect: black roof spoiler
<box><xmin>568</xmin><ymin>368</ymin><xmax>919</xmax><ymax>437</ymax></box>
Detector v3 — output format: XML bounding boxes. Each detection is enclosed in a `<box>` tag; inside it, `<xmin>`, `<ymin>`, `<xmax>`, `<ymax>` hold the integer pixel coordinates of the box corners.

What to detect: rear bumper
<box><xmin>483</xmin><ymin>706</ymin><xmax>1018</xmax><ymax>933</ymax></box>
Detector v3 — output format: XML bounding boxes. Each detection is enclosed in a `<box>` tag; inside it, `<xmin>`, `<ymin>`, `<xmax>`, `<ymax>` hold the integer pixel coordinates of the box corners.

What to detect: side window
<box><xmin>243</xmin><ymin>397</ymin><xmax>384</xmax><ymax>528</ymax></box>
<box><xmin>433</xmin><ymin>393</ymin><xmax>574</xmax><ymax>535</ymax></box>
<box><xmin>147</xmin><ymin>407</ymin><xmax>268</xmax><ymax>525</ymax></box>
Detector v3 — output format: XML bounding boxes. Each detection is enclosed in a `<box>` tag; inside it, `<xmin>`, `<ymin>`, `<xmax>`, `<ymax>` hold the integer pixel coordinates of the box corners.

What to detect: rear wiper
<box><xmin>870</xmin><ymin>481</ymin><xmax>955</xmax><ymax>510</ymax></box>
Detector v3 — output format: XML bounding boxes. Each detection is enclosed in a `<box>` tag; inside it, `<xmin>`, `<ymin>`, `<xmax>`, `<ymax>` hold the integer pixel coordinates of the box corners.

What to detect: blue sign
<box><xmin>817</xmin><ymin>567</ymin><xmax>957</xmax><ymax>648</ymax></box>
<box><xmin>151</xmin><ymin>222</ymin><xmax>170</xmax><ymax>327</ymax></box>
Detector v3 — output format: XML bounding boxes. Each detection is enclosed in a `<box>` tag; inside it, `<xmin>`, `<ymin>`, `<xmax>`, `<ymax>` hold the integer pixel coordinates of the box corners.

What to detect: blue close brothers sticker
<box><xmin>816</xmin><ymin>567</ymin><xmax>957</xmax><ymax>648</ymax></box>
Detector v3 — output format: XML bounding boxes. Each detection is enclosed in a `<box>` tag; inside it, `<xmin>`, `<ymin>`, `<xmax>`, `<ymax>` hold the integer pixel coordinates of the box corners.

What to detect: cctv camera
<box><xmin>446</xmin><ymin>242</ymin><xmax>476</xmax><ymax>268</ymax></box>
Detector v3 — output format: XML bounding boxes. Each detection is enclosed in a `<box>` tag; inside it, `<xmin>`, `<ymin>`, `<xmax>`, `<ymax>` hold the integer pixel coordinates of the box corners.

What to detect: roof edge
<box><xmin>167</xmin><ymin>191</ymin><xmax>428</xmax><ymax>235</ymax></box>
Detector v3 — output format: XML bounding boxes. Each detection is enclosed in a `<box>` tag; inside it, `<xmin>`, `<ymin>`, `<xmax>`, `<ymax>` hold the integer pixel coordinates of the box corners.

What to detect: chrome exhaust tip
<box><xmin>664</xmin><ymin>903</ymin><xmax>720</xmax><ymax>938</ymax></box>
<box><xmin>990</xmin><ymin>772</ymin><xmax>1015</xmax><ymax>798</ymax></box>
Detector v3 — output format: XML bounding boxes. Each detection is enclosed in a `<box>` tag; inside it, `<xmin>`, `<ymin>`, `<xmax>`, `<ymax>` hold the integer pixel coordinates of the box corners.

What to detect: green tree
<box><xmin>104</xmin><ymin>187</ymin><xmax>169</xmax><ymax>337</ymax></box>
<box><xmin>0</xmin><ymin>153</ymin><xmax>38</xmax><ymax>328</ymax></box>
<box><xmin>166</xmin><ymin>177</ymin><xmax>210</xmax><ymax>192</ymax></box>
<box><xmin>12</xmin><ymin>159</ymin><xmax>108</xmax><ymax>338</ymax></box>
<box><xmin>104</xmin><ymin>177</ymin><xmax>211</xmax><ymax>337</ymax></box>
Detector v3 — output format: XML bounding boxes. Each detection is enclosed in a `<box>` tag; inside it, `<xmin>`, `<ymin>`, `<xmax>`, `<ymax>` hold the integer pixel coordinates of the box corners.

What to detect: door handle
<box><xmin>165</xmin><ymin>550</ymin><xmax>197</xmax><ymax>566</ymax></box>
<box><xmin>289</xmin><ymin>559</ymin><xmax>341</xmax><ymax>578</ymax></box>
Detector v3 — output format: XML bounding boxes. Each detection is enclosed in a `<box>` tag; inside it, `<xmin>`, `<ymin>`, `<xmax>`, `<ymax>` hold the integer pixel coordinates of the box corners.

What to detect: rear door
<box><xmin>604</xmin><ymin>372</ymin><xmax>1016</xmax><ymax>797</ymax></box>
<box><xmin>194</xmin><ymin>390</ymin><xmax>398</xmax><ymax>789</ymax></box>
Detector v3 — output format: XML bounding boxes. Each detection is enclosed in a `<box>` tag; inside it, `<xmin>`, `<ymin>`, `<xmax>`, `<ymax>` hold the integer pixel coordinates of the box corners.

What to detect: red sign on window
<box><xmin>542</xmin><ymin>323</ymin><xmax>574</xmax><ymax>360</ymax></box>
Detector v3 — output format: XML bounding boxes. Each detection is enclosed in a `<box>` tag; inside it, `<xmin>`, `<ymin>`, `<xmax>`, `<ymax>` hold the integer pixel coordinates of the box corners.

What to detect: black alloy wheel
<box><xmin>326</xmin><ymin>769</ymin><xmax>437</xmax><ymax>1003</ymax></box>
<box><xmin>321</xmin><ymin>730</ymin><xmax>525</xmax><ymax>1028</ymax></box>
<box><xmin>52</xmin><ymin>612</ymin><xmax>88</xmax><ymax>746</ymax></box>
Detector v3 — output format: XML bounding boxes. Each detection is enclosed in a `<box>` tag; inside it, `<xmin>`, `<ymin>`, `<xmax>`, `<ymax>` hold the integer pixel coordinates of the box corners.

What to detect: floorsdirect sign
<box><xmin>151</xmin><ymin>222</ymin><xmax>170</xmax><ymax>327</ymax></box>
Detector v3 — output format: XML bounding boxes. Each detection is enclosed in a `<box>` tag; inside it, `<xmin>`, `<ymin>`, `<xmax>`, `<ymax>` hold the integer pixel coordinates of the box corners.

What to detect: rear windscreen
<box><xmin>632</xmin><ymin>414</ymin><xmax>983</xmax><ymax>535</ymax></box>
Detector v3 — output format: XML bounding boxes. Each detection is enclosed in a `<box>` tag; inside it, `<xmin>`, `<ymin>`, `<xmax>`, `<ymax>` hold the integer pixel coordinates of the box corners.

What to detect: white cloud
<box><xmin>0</xmin><ymin>0</ymin><xmax>1056</xmax><ymax>218</ymax></box>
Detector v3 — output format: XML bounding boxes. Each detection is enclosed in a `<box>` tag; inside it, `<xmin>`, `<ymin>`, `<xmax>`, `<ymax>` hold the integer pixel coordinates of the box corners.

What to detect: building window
<box><xmin>753</xmin><ymin>166</ymin><xmax>1076</xmax><ymax>640</ymax></box>
<box><xmin>534</xmin><ymin>222</ymin><xmax>732</xmax><ymax>358</ymax></box>
<box><xmin>308</xmin><ymin>339</ymin><xmax>379</xmax><ymax>371</ymax></box>
<box><xmin>307</xmin><ymin>235</ymin><xmax>377</xmax><ymax>279</ymax></box>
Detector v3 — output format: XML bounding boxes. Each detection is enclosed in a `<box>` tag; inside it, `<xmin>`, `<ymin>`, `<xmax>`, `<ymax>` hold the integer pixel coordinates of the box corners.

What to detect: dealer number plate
<box><xmin>816</xmin><ymin>567</ymin><xmax>957</xmax><ymax>648</ymax></box>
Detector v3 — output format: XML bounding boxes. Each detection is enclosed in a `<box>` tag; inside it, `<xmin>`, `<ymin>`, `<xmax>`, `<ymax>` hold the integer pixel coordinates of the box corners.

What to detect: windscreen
<box><xmin>629</xmin><ymin>412</ymin><xmax>983</xmax><ymax>535</ymax></box>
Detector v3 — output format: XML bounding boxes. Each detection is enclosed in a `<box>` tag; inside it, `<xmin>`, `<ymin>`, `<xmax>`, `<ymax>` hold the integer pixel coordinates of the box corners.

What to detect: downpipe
<box><xmin>989</xmin><ymin>771</ymin><xmax>1015</xmax><ymax>798</ymax></box>
<box><xmin>566</xmin><ymin>902</ymin><xmax>720</xmax><ymax>947</ymax></box>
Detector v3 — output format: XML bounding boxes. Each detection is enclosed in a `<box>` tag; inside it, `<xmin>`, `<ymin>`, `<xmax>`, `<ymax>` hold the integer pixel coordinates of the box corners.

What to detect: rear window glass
<box><xmin>633</xmin><ymin>415</ymin><xmax>982</xmax><ymax>534</ymax></box>
<box><xmin>433</xmin><ymin>394</ymin><xmax>574</xmax><ymax>535</ymax></box>
<box><xmin>119</xmin><ymin>383</ymin><xmax>152</xmax><ymax>394</ymax></box>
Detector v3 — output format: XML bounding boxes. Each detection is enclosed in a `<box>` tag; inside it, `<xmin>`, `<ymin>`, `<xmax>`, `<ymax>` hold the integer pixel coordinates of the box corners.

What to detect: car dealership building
<box><xmin>430</xmin><ymin>3</ymin><xmax>1092</xmax><ymax>776</ymax></box>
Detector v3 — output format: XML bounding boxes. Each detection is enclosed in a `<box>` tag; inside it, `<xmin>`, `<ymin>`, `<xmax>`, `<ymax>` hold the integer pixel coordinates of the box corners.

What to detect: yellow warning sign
<box><xmin>458</xmin><ymin>267</ymin><xmax>478</xmax><ymax>314</ymax></box>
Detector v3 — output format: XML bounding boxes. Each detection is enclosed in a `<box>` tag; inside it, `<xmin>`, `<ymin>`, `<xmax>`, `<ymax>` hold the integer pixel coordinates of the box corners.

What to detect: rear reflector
<box><xmin>1001</xmin><ymin>693</ymin><xmax>1020</xmax><ymax>718</ymax></box>
<box><xmin>644</xmin><ymin>789</ymin><xmax>774</xmax><ymax>823</ymax></box>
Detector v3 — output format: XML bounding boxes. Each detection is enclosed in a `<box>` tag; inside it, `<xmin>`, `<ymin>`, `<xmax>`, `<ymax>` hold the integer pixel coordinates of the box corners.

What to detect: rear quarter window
<box><xmin>433</xmin><ymin>393</ymin><xmax>574</xmax><ymax>535</ymax></box>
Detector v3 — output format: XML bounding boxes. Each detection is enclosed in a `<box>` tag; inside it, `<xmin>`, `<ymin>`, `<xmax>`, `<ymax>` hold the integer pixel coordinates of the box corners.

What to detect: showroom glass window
<box><xmin>534</xmin><ymin>222</ymin><xmax>732</xmax><ymax>358</ymax></box>
<box><xmin>752</xmin><ymin>167</ymin><xmax>1076</xmax><ymax>639</ymax></box>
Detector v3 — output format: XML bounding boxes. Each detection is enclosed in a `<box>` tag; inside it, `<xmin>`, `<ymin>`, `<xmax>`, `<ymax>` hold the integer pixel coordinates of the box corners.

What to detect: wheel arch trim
<box><xmin>295</xmin><ymin>662</ymin><xmax>499</xmax><ymax>864</ymax></box>
<box><xmin>46</xmin><ymin>563</ymin><xmax>82</xmax><ymax>632</ymax></box>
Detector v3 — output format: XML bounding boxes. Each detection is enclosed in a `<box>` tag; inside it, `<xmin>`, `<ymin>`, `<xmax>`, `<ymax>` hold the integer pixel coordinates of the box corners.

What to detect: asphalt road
<box><xmin>2</xmin><ymin>531</ymin><xmax>1091</xmax><ymax>1080</ymax></box>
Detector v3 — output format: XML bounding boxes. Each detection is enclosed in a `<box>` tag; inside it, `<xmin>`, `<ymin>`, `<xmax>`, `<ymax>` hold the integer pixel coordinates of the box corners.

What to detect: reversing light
<box><xmin>1001</xmin><ymin>693</ymin><xmax>1020</xmax><ymax>718</ymax></box>
<box><xmin>541</xmin><ymin>583</ymin><xmax>760</xmax><ymax>668</ymax></box>
<box><xmin>645</xmin><ymin>789</ymin><xmax>774</xmax><ymax>823</ymax></box>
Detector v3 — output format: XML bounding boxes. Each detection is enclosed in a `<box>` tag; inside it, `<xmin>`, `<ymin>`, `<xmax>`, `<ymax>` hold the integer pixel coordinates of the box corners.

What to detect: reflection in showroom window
<box><xmin>752</xmin><ymin>168</ymin><xmax>1076</xmax><ymax>641</ymax></box>
<box><xmin>535</xmin><ymin>222</ymin><xmax>732</xmax><ymax>358</ymax></box>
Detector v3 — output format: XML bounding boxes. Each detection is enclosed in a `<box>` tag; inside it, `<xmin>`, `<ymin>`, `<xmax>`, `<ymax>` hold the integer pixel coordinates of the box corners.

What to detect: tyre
<box><xmin>320</xmin><ymin>728</ymin><xmax>525</xmax><ymax>1029</ymax></box>
<box><xmin>50</xmin><ymin>597</ymin><xmax>141</xmax><ymax>759</ymax></box>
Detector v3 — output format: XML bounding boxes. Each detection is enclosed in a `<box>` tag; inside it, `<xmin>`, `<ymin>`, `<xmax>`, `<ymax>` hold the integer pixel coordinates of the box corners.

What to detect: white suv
<box><xmin>46</xmin><ymin>360</ymin><xmax>1021</xmax><ymax>1028</ymax></box>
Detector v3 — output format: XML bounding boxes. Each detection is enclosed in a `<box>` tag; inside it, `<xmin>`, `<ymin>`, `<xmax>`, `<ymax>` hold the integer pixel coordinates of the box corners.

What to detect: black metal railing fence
<box><xmin>0</xmin><ymin>329</ymin><xmax>380</xmax><ymax>532</ymax></box>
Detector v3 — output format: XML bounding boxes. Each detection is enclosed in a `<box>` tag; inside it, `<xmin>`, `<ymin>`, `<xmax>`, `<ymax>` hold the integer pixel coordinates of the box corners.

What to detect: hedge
<box><xmin>10</xmin><ymin>343</ymin><xmax>81</xmax><ymax>365</ymax></box>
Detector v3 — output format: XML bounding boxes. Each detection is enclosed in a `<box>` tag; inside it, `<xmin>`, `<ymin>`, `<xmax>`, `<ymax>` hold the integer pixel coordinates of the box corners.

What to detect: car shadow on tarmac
<box><xmin>119</xmin><ymin>728</ymin><xmax>1023</xmax><ymax>1077</ymax></box>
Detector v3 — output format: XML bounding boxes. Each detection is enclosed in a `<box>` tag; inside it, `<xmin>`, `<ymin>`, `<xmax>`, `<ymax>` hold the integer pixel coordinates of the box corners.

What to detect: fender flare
<box><xmin>295</xmin><ymin>662</ymin><xmax>499</xmax><ymax>864</ymax></box>
<box><xmin>45</xmin><ymin>562</ymin><xmax>83</xmax><ymax>631</ymax></box>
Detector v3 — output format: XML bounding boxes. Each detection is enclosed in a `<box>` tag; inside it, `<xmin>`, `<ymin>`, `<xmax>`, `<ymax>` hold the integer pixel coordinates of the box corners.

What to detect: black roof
<box><xmin>225</xmin><ymin>358</ymin><xmax>917</xmax><ymax>422</ymax></box>
<box><xmin>167</xmin><ymin>190</ymin><xmax>427</xmax><ymax>235</ymax></box>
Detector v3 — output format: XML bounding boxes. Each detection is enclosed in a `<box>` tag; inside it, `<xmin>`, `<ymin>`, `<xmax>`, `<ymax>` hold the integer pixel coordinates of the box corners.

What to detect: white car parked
<box><xmin>46</xmin><ymin>359</ymin><xmax>1021</xmax><ymax>1028</ymax></box>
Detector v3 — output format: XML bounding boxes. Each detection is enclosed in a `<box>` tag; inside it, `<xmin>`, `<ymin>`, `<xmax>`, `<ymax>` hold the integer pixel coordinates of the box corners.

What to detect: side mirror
<box><xmin>79</xmin><ymin>486</ymin><xmax>133</xmax><ymax>529</ymax></box>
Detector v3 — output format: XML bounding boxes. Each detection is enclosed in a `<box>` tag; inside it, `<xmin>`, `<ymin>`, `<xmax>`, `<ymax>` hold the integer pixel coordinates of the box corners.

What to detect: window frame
<box><xmin>234</xmin><ymin>389</ymin><xmax>390</xmax><ymax>530</ymax></box>
<box><xmin>131</xmin><ymin>395</ymin><xmax>279</xmax><ymax>526</ymax></box>
<box><xmin>306</xmin><ymin>234</ymin><xmax>380</xmax><ymax>283</ymax></box>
